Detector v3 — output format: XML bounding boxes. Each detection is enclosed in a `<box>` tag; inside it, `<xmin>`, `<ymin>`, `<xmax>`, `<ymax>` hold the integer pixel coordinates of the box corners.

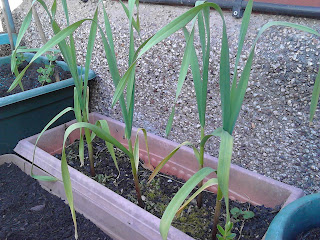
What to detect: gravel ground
<box><xmin>0</xmin><ymin>44</ymin><xmax>11</xmax><ymax>57</ymax></box>
<box><xmin>0</xmin><ymin>7</ymin><xmax>12</xmax><ymax>57</ymax></box>
<box><xmin>8</xmin><ymin>0</ymin><xmax>320</xmax><ymax>195</ymax></box>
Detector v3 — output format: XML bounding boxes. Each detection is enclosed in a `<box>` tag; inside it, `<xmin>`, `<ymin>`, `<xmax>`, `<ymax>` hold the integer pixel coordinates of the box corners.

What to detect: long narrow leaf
<box><xmin>31</xmin><ymin>107</ymin><xmax>74</xmax><ymax>181</ymax></box>
<box><xmin>160</xmin><ymin>167</ymin><xmax>215</xmax><ymax>240</ymax></box>
<box><xmin>197</xmin><ymin>10</ymin><xmax>205</xmax><ymax>61</ymax></box>
<box><xmin>184</xmin><ymin>27</ymin><xmax>203</xmax><ymax>126</ymax></box>
<box><xmin>231</xmin><ymin>0</ymin><xmax>253</xmax><ymax>95</ymax></box>
<box><xmin>135</xmin><ymin>128</ymin><xmax>153</xmax><ymax>170</ymax></box>
<box><xmin>36</xmin><ymin>0</ymin><xmax>53</xmax><ymax>22</ymax></box>
<box><xmin>135</xmin><ymin>0</ymin><xmax>141</xmax><ymax>35</ymax></box>
<box><xmin>112</xmin><ymin>2</ymin><xmax>227</xmax><ymax>106</ymax></box>
<box><xmin>166</xmin><ymin>26</ymin><xmax>196</xmax><ymax>135</ymax></box>
<box><xmin>165</xmin><ymin>106</ymin><xmax>176</xmax><ymax>136</ymax></box>
<box><xmin>85</xmin><ymin>87</ymin><xmax>90</xmax><ymax>121</ymax></box>
<box><xmin>8</xmin><ymin>66</ymin><xmax>29</xmax><ymax>92</ymax></box>
<box><xmin>122</xmin><ymin>0</ymin><xmax>136</xmax><ymax>123</ymax></box>
<box><xmin>127</xmin><ymin>83</ymin><xmax>135</xmax><ymax>138</ymax></box>
<box><xmin>127</xmin><ymin>0</ymin><xmax>135</xmax><ymax>29</ymax></box>
<box><xmin>84</xmin><ymin>8</ymin><xmax>98</xmax><ymax>96</ymax></box>
<box><xmin>229</xmin><ymin>21</ymin><xmax>320</xmax><ymax>133</ymax></box>
<box><xmin>79</xmin><ymin>135</ymin><xmax>85</xmax><ymax>167</ymax></box>
<box><xmin>50</xmin><ymin>22</ymin><xmax>75</xmax><ymax>77</ymax></box>
<box><xmin>219</xmin><ymin>18</ymin><xmax>231</xmax><ymax>131</ymax></box>
<box><xmin>74</xmin><ymin>88</ymin><xmax>84</xmax><ymax>166</ymax></box>
<box><xmin>98</xmin><ymin>18</ymin><xmax>132</xmax><ymax>138</ymax></box>
<box><xmin>133</xmin><ymin>133</ymin><xmax>140</xmax><ymax>171</ymax></box>
<box><xmin>73</xmin><ymin>88</ymin><xmax>82</xmax><ymax>122</ymax></box>
<box><xmin>51</xmin><ymin>0</ymin><xmax>57</xmax><ymax>19</ymax></box>
<box><xmin>119</xmin><ymin>0</ymin><xmax>140</xmax><ymax>32</ymax></box>
<box><xmin>200</xmin><ymin>6</ymin><xmax>210</xmax><ymax>127</ymax></box>
<box><xmin>192</xmin><ymin>146</ymin><xmax>201</xmax><ymax>165</ymax></box>
<box><xmin>310</xmin><ymin>66</ymin><xmax>320</xmax><ymax>122</ymax></box>
<box><xmin>94</xmin><ymin>120</ymin><xmax>120</xmax><ymax>175</ymax></box>
<box><xmin>213</xmin><ymin>128</ymin><xmax>233</xmax><ymax>219</ymax></box>
<box><xmin>31</xmin><ymin>19</ymin><xmax>88</xmax><ymax>65</ymax></box>
<box><xmin>63</xmin><ymin>122</ymin><xmax>133</xmax><ymax>159</ymax></box>
<box><xmin>14</xmin><ymin>9</ymin><xmax>32</xmax><ymax>50</ymax></box>
<box><xmin>148</xmin><ymin>141</ymin><xmax>192</xmax><ymax>183</ymax></box>
<box><xmin>102</xmin><ymin>6</ymin><xmax>116</xmax><ymax>58</ymax></box>
<box><xmin>61</xmin><ymin>0</ymin><xmax>70</xmax><ymax>26</ymax></box>
<box><xmin>177</xmin><ymin>178</ymin><xmax>218</xmax><ymax>215</ymax></box>
<box><xmin>126</xmin><ymin>26</ymin><xmax>136</xmax><ymax>113</ymax></box>
<box><xmin>61</xmin><ymin>149</ymin><xmax>78</xmax><ymax>239</ymax></box>
<box><xmin>11</xmin><ymin>8</ymin><xmax>32</xmax><ymax>72</ymax></box>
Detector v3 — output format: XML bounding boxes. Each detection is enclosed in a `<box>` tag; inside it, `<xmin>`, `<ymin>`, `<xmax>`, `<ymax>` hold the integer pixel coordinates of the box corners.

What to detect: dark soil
<box><xmin>0</xmin><ymin>61</ymin><xmax>72</xmax><ymax>97</ymax></box>
<box><xmin>0</xmin><ymin>162</ymin><xmax>112</xmax><ymax>240</ymax></box>
<box><xmin>297</xmin><ymin>228</ymin><xmax>320</xmax><ymax>240</ymax></box>
<box><xmin>55</xmin><ymin>138</ymin><xmax>281</xmax><ymax>240</ymax></box>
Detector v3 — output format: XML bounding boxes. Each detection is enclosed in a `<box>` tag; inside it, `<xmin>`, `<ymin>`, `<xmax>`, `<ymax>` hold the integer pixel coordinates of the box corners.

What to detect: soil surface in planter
<box><xmin>0</xmin><ymin>162</ymin><xmax>112</xmax><ymax>240</ymax></box>
<box><xmin>297</xmin><ymin>228</ymin><xmax>320</xmax><ymax>240</ymax></box>
<box><xmin>0</xmin><ymin>61</ymin><xmax>72</xmax><ymax>97</ymax></box>
<box><xmin>55</xmin><ymin>138</ymin><xmax>281</xmax><ymax>240</ymax></box>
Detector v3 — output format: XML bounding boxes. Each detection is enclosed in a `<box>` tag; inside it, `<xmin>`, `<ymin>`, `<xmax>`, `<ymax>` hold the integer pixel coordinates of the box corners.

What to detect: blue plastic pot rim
<box><xmin>266</xmin><ymin>193</ymin><xmax>320</xmax><ymax>239</ymax></box>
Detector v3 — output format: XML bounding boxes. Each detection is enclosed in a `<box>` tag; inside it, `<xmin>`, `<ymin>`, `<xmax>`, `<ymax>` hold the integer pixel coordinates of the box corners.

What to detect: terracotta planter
<box><xmin>14</xmin><ymin>112</ymin><xmax>305</xmax><ymax>239</ymax></box>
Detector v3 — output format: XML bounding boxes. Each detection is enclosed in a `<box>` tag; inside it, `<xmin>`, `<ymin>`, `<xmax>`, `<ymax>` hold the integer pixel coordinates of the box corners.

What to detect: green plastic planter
<box><xmin>265</xmin><ymin>193</ymin><xmax>320</xmax><ymax>240</ymax></box>
<box><xmin>0</xmin><ymin>53</ymin><xmax>95</xmax><ymax>154</ymax></box>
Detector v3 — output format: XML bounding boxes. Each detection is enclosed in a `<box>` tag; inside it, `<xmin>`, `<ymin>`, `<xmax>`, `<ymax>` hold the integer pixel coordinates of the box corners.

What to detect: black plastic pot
<box><xmin>0</xmin><ymin>53</ymin><xmax>96</xmax><ymax>154</ymax></box>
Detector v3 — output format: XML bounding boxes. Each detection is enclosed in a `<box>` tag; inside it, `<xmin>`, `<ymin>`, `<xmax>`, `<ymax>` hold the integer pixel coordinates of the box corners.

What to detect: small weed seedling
<box><xmin>229</xmin><ymin>207</ymin><xmax>254</xmax><ymax>240</ymax></box>
<box><xmin>94</xmin><ymin>173</ymin><xmax>113</xmax><ymax>185</ymax></box>
<box><xmin>15</xmin><ymin>53</ymin><xmax>27</xmax><ymax>69</ymax></box>
<box><xmin>37</xmin><ymin>53</ymin><xmax>57</xmax><ymax>85</ymax></box>
<box><xmin>10</xmin><ymin>52</ymin><xmax>27</xmax><ymax>91</ymax></box>
<box><xmin>230</xmin><ymin>207</ymin><xmax>254</xmax><ymax>223</ymax></box>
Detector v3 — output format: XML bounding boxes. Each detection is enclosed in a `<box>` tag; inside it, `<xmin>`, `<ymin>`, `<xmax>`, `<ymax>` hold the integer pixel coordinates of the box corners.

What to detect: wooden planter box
<box><xmin>14</xmin><ymin>112</ymin><xmax>305</xmax><ymax>239</ymax></box>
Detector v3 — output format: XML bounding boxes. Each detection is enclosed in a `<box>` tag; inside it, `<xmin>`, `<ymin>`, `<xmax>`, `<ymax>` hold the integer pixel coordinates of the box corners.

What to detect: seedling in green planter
<box><xmin>15</xmin><ymin>52</ymin><xmax>27</xmax><ymax>69</ymax></box>
<box><xmin>10</xmin><ymin>52</ymin><xmax>27</xmax><ymax>91</ymax></box>
<box><xmin>37</xmin><ymin>53</ymin><xmax>57</xmax><ymax>85</ymax></box>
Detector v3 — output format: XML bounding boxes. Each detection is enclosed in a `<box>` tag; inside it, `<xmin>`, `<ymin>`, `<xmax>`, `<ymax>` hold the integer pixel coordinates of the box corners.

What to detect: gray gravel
<box><xmin>0</xmin><ymin>7</ymin><xmax>13</xmax><ymax>57</ymax></box>
<box><xmin>9</xmin><ymin>0</ymin><xmax>320</xmax><ymax>194</ymax></box>
<box><xmin>0</xmin><ymin>44</ymin><xmax>11</xmax><ymax>57</ymax></box>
